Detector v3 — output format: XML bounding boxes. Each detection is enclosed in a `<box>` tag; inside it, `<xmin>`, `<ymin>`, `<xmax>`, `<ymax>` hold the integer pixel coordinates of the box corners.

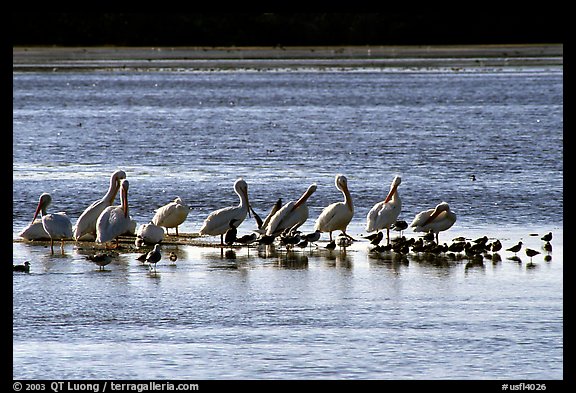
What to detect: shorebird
<box><xmin>86</xmin><ymin>253</ymin><xmax>113</xmax><ymax>270</ymax></box>
<box><xmin>525</xmin><ymin>248</ymin><xmax>540</xmax><ymax>261</ymax></box>
<box><xmin>506</xmin><ymin>241</ymin><xmax>523</xmax><ymax>255</ymax></box>
<box><xmin>13</xmin><ymin>261</ymin><xmax>30</xmax><ymax>273</ymax></box>
<box><xmin>224</xmin><ymin>219</ymin><xmax>239</xmax><ymax>246</ymax></box>
<box><xmin>490</xmin><ymin>239</ymin><xmax>502</xmax><ymax>252</ymax></box>
<box><xmin>541</xmin><ymin>232</ymin><xmax>552</xmax><ymax>242</ymax></box>
<box><xmin>169</xmin><ymin>252</ymin><xmax>178</xmax><ymax>263</ymax></box>
<box><xmin>325</xmin><ymin>240</ymin><xmax>337</xmax><ymax>250</ymax></box>
<box><xmin>315</xmin><ymin>174</ymin><xmax>354</xmax><ymax>242</ymax></box>
<box><xmin>145</xmin><ymin>244</ymin><xmax>162</xmax><ymax>272</ymax></box>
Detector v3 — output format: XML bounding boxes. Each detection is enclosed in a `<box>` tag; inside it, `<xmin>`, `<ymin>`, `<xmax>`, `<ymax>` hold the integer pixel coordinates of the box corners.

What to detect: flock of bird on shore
<box><xmin>14</xmin><ymin>170</ymin><xmax>553</xmax><ymax>272</ymax></box>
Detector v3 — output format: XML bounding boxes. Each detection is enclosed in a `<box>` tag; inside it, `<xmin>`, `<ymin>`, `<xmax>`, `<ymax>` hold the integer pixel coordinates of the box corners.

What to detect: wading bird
<box><xmin>266</xmin><ymin>183</ymin><xmax>317</xmax><ymax>236</ymax></box>
<box><xmin>198</xmin><ymin>178</ymin><xmax>251</xmax><ymax>246</ymax></box>
<box><xmin>74</xmin><ymin>170</ymin><xmax>126</xmax><ymax>240</ymax></box>
<box><xmin>96</xmin><ymin>179</ymin><xmax>132</xmax><ymax>248</ymax></box>
<box><xmin>366</xmin><ymin>175</ymin><xmax>402</xmax><ymax>245</ymax></box>
<box><xmin>410</xmin><ymin>202</ymin><xmax>457</xmax><ymax>244</ymax></box>
<box><xmin>315</xmin><ymin>174</ymin><xmax>354</xmax><ymax>242</ymax></box>
<box><xmin>152</xmin><ymin>196</ymin><xmax>190</xmax><ymax>236</ymax></box>
<box><xmin>31</xmin><ymin>193</ymin><xmax>73</xmax><ymax>254</ymax></box>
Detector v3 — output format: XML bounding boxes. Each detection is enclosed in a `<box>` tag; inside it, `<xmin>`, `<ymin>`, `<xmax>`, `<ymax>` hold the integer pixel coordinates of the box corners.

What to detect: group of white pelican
<box><xmin>18</xmin><ymin>170</ymin><xmax>458</xmax><ymax>255</ymax></box>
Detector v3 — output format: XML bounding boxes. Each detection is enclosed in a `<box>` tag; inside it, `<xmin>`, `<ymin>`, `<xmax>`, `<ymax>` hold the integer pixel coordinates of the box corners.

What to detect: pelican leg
<box><xmin>386</xmin><ymin>227</ymin><xmax>390</xmax><ymax>245</ymax></box>
<box><xmin>50</xmin><ymin>239</ymin><xmax>55</xmax><ymax>255</ymax></box>
<box><xmin>176</xmin><ymin>226</ymin><xmax>179</xmax><ymax>236</ymax></box>
<box><xmin>60</xmin><ymin>239</ymin><xmax>65</xmax><ymax>254</ymax></box>
<box><xmin>220</xmin><ymin>234</ymin><xmax>224</xmax><ymax>247</ymax></box>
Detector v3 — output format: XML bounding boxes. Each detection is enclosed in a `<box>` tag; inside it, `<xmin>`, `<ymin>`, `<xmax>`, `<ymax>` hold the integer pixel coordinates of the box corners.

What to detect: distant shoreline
<box><xmin>13</xmin><ymin>44</ymin><xmax>563</xmax><ymax>71</ymax></box>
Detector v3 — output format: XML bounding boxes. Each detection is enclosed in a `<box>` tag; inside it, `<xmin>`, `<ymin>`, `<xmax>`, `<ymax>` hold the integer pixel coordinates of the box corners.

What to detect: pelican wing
<box><xmin>199</xmin><ymin>206</ymin><xmax>247</xmax><ymax>236</ymax></box>
<box><xmin>19</xmin><ymin>219</ymin><xmax>50</xmax><ymax>240</ymax></box>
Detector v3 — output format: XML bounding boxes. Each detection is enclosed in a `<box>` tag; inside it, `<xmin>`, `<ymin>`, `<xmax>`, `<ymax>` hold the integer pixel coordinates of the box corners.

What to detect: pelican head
<box><xmin>423</xmin><ymin>201</ymin><xmax>451</xmax><ymax>225</ymax></box>
<box><xmin>335</xmin><ymin>174</ymin><xmax>348</xmax><ymax>190</ymax></box>
<box><xmin>32</xmin><ymin>193</ymin><xmax>52</xmax><ymax>222</ymax></box>
<box><xmin>109</xmin><ymin>170</ymin><xmax>127</xmax><ymax>204</ymax></box>
<box><xmin>384</xmin><ymin>175</ymin><xmax>402</xmax><ymax>203</ymax></box>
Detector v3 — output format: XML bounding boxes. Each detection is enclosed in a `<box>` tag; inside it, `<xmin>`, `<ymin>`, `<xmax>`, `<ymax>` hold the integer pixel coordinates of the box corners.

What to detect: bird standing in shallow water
<box><xmin>86</xmin><ymin>253</ymin><xmax>113</xmax><ymax>270</ymax></box>
<box><xmin>541</xmin><ymin>232</ymin><xmax>552</xmax><ymax>242</ymax></box>
<box><xmin>366</xmin><ymin>175</ymin><xmax>402</xmax><ymax>245</ymax></box>
<box><xmin>525</xmin><ymin>248</ymin><xmax>540</xmax><ymax>262</ymax></box>
<box><xmin>152</xmin><ymin>196</ymin><xmax>191</xmax><ymax>236</ymax></box>
<box><xmin>506</xmin><ymin>241</ymin><xmax>523</xmax><ymax>255</ymax></box>
<box><xmin>31</xmin><ymin>193</ymin><xmax>73</xmax><ymax>255</ymax></box>
<box><xmin>199</xmin><ymin>178</ymin><xmax>251</xmax><ymax>246</ymax></box>
<box><xmin>146</xmin><ymin>244</ymin><xmax>162</xmax><ymax>272</ymax></box>
<box><xmin>410</xmin><ymin>202</ymin><xmax>456</xmax><ymax>244</ymax></box>
<box><xmin>74</xmin><ymin>170</ymin><xmax>126</xmax><ymax>241</ymax></box>
<box><xmin>315</xmin><ymin>174</ymin><xmax>354</xmax><ymax>242</ymax></box>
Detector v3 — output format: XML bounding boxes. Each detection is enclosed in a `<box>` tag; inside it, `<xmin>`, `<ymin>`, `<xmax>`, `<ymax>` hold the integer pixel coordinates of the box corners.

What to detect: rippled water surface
<box><xmin>13</xmin><ymin>64</ymin><xmax>563</xmax><ymax>380</ymax></box>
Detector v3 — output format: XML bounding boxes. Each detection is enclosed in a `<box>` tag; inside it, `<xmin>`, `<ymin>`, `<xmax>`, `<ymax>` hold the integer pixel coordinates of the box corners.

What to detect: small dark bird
<box><xmin>338</xmin><ymin>234</ymin><xmax>353</xmax><ymax>248</ymax></box>
<box><xmin>304</xmin><ymin>230</ymin><xmax>321</xmax><ymax>243</ymax></box>
<box><xmin>146</xmin><ymin>244</ymin><xmax>162</xmax><ymax>271</ymax></box>
<box><xmin>13</xmin><ymin>261</ymin><xmax>31</xmax><ymax>273</ymax></box>
<box><xmin>506</xmin><ymin>241</ymin><xmax>523</xmax><ymax>254</ymax></box>
<box><xmin>448</xmin><ymin>241</ymin><xmax>466</xmax><ymax>253</ymax></box>
<box><xmin>368</xmin><ymin>231</ymin><xmax>384</xmax><ymax>246</ymax></box>
<box><xmin>86</xmin><ymin>253</ymin><xmax>113</xmax><ymax>270</ymax></box>
<box><xmin>169</xmin><ymin>252</ymin><xmax>178</xmax><ymax>263</ymax></box>
<box><xmin>525</xmin><ymin>248</ymin><xmax>540</xmax><ymax>261</ymax></box>
<box><xmin>257</xmin><ymin>234</ymin><xmax>276</xmax><ymax>245</ymax></box>
<box><xmin>296</xmin><ymin>239</ymin><xmax>309</xmax><ymax>249</ymax></box>
<box><xmin>473</xmin><ymin>236</ymin><xmax>488</xmax><ymax>245</ymax></box>
<box><xmin>392</xmin><ymin>220</ymin><xmax>408</xmax><ymax>232</ymax></box>
<box><xmin>541</xmin><ymin>232</ymin><xmax>552</xmax><ymax>242</ymax></box>
<box><xmin>469</xmin><ymin>174</ymin><xmax>476</xmax><ymax>181</ymax></box>
<box><xmin>136</xmin><ymin>252</ymin><xmax>148</xmax><ymax>262</ymax></box>
<box><xmin>422</xmin><ymin>231</ymin><xmax>435</xmax><ymax>242</ymax></box>
<box><xmin>543</xmin><ymin>241</ymin><xmax>552</xmax><ymax>253</ymax></box>
<box><xmin>490</xmin><ymin>239</ymin><xmax>502</xmax><ymax>252</ymax></box>
<box><xmin>224</xmin><ymin>219</ymin><xmax>239</xmax><ymax>246</ymax></box>
<box><xmin>325</xmin><ymin>240</ymin><xmax>336</xmax><ymax>250</ymax></box>
<box><xmin>236</xmin><ymin>233</ymin><xmax>257</xmax><ymax>245</ymax></box>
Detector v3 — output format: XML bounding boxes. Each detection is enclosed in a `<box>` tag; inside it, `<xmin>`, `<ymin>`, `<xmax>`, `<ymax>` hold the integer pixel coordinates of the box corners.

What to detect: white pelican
<box><xmin>314</xmin><ymin>174</ymin><xmax>354</xmax><ymax>242</ymax></box>
<box><xmin>96</xmin><ymin>179</ymin><xmax>132</xmax><ymax>247</ymax></box>
<box><xmin>198</xmin><ymin>178</ymin><xmax>250</xmax><ymax>245</ymax></box>
<box><xmin>135</xmin><ymin>222</ymin><xmax>165</xmax><ymax>245</ymax></box>
<box><xmin>73</xmin><ymin>170</ymin><xmax>126</xmax><ymax>240</ymax></box>
<box><xmin>265</xmin><ymin>183</ymin><xmax>317</xmax><ymax>236</ymax></box>
<box><xmin>152</xmin><ymin>196</ymin><xmax>190</xmax><ymax>236</ymax></box>
<box><xmin>366</xmin><ymin>175</ymin><xmax>402</xmax><ymax>245</ymax></box>
<box><xmin>18</xmin><ymin>219</ymin><xmax>50</xmax><ymax>241</ymax></box>
<box><xmin>410</xmin><ymin>201</ymin><xmax>457</xmax><ymax>243</ymax></box>
<box><xmin>31</xmin><ymin>193</ymin><xmax>73</xmax><ymax>254</ymax></box>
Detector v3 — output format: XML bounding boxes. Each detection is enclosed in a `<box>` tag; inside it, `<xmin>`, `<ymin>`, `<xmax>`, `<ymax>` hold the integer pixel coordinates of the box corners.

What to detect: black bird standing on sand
<box><xmin>541</xmin><ymin>232</ymin><xmax>552</xmax><ymax>242</ymax></box>
<box><xmin>87</xmin><ymin>253</ymin><xmax>113</xmax><ymax>270</ymax></box>
<box><xmin>506</xmin><ymin>241</ymin><xmax>523</xmax><ymax>255</ymax></box>
<box><xmin>490</xmin><ymin>239</ymin><xmax>502</xmax><ymax>252</ymax></box>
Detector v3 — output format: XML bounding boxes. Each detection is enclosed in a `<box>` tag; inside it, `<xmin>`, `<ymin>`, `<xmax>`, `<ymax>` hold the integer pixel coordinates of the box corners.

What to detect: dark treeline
<box><xmin>12</xmin><ymin>13</ymin><xmax>563</xmax><ymax>47</ymax></box>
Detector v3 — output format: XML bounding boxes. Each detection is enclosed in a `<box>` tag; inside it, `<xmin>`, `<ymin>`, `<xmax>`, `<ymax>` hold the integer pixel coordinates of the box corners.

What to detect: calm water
<box><xmin>13</xmin><ymin>64</ymin><xmax>563</xmax><ymax>380</ymax></box>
